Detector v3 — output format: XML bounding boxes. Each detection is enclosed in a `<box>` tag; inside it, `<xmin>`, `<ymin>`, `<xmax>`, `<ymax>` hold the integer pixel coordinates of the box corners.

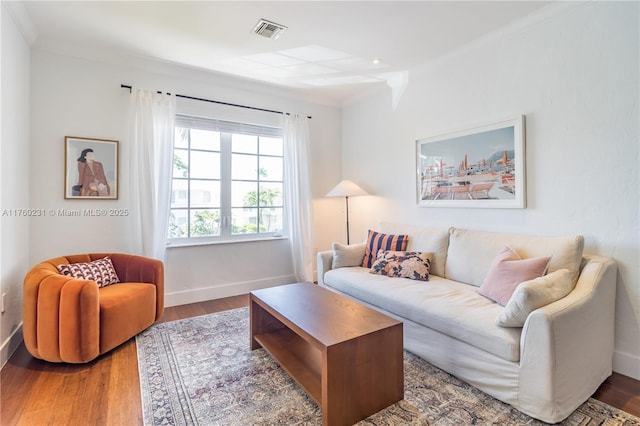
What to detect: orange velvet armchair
<box><xmin>23</xmin><ymin>253</ymin><xmax>164</xmax><ymax>363</ymax></box>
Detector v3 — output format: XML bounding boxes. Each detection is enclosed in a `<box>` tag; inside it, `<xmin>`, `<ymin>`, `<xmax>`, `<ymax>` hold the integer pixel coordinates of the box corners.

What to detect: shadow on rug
<box><xmin>136</xmin><ymin>307</ymin><xmax>638</xmax><ymax>425</ymax></box>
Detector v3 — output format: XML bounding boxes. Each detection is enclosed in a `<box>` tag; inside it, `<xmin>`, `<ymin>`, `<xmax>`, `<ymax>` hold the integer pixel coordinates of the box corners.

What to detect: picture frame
<box><xmin>64</xmin><ymin>136</ymin><xmax>119</xmax><ymax>199</ymax></box>
<box><xmin>416</xmin><ymin>116</ymin><xmax>525</xmax><ymax>208</ymax></box>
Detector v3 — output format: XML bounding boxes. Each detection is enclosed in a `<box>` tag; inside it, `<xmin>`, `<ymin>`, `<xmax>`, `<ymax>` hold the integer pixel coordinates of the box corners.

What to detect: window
<box><xmin>169</xmin><ymin>115</ymin><xmax>284</xmax><ymax>244</ymax></box>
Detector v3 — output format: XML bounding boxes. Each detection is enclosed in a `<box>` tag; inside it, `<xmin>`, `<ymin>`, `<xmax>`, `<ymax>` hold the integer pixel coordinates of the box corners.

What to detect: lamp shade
<box><xmin>326</xmin><ymin>180</ymin><xmax>368</xmax><ymax>197</ymax></box>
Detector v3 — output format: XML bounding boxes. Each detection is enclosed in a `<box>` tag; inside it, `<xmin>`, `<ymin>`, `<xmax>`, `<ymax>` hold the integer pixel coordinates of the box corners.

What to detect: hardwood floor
<box><xmin>1</xmin><ymin>294</ymin><xmax>638</xmax><ymax>425</ymax></box>
<box><xmin>0</xmin><ymin>295</ymin><xmax>248</xmax><ymax>426</ymax></box>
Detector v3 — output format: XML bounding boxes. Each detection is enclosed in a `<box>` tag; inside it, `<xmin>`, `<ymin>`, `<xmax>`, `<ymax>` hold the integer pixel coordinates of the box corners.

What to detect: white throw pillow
<box><xmin>332</xmin><ymin>242</ymin><xmax>366</xmax><ymax>269</ymax></box>
<box><xmin>496</xmin><ymin>269</ymin><xmax>573</xmax><ymax>327</ymax></box>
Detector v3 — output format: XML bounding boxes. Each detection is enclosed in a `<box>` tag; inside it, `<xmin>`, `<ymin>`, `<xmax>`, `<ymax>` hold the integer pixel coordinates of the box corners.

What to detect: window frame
<box><xmin>168</xmin><ymin>114</ymin><xmax>286</xmax><ymax>246</ymax></box>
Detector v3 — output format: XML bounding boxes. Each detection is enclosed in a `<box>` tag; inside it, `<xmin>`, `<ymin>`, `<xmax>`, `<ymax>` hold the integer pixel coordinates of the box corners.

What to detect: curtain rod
<box><xmin>120</xmin><ymin>84</ymin><xmax>311</xmax><ymax>119</ymax></box>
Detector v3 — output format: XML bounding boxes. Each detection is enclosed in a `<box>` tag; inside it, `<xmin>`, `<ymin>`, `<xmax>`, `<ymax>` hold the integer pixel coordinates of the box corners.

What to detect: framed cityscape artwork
<box><xmin>416</xmin><ymin>116</ymin><xmax>525</xmax><ymax>208</ymax></box>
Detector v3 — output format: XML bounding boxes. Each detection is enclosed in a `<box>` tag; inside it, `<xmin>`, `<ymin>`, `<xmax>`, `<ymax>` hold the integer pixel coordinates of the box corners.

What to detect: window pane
<box><xmin>171</xmin><ymin>179</ymin><xmax>189</xmax><ymax>208</ymax></box>
<box><xmin>173</xmin><ymin>150</ymin><xmax>189</xmax><ymax>178</ymax></box>
<box><xmin>259</xmin><ymin>183</ymin><xmax>282</xmax><ymax>206</ymax></box>
<box><xmin>175</xmin><ymin>128</ymin><xmax>188</xmax><ymax>148</ymax></box>
<box><xmin>260</xmin><ymin>137</ymin><xmax>283</xmax><ymax>156</ymax></box>
<box><xmin>168</xmin><ymin>209</ymin><xmax>188</xmax><ymax>238</ymax></box>
<box><xmin>190</xmin><ymin>151</ymin><xmax>220</xmax><ymax>179</ymax></box>
<box><xmin>259</xmin><ymin>207</ymin><xmax>283</xmax><ymax>233</ymax></box>
<box><xmin>232</xmin><ymin>134</ymin><xmax>257</xmax><ymax>154</ymax></box>
<box><xmin>231</xmin><ymin>153</ymin><xmax>258</xmax><ymax>180</ymax></box>
<box><xmin>190</xmin><ymin>180</ymin><xmax>220</xmax><ymax>208</ymax></box>
<box><xmin>232</xmin><ymin>181</ymin><xmax>258</xmax><ymax>207</ymax></box>
<box><xmin>170</xmin><ymin>118</ymin><xmax>284</xmax><ymax>242</ymax></box>
<box><xmin>190</xmin><ymin>209</ymin><xmax>221</xmax><ymax>237</ymax></box>
<box><xmin>191</xmin><ymin>129</ymin><xmax>220</xmax><ymax>151</ymax></box>
<box><xmin>232</xmin><ymin>207</ymin><xmax>258</xmax><ymax>234</ymax></box>
<box><xmin>259</xmin><ymin>156</ymin><xmax>283</xmax><ymax>181</ymax></box>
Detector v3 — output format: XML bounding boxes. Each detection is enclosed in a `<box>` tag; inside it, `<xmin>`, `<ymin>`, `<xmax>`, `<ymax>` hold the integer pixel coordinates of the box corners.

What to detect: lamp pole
<box><xmin>345</xmin><ymin>196</ymin><xmax>351</xmax><ymax>245</ymax></box>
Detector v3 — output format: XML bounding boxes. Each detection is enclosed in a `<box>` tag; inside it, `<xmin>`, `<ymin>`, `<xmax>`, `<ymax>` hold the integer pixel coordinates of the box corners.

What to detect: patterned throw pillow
<box><xmin>57</xmin><ymin>256</ymin><xmax>120</xmax><ymax>288</ymax></box>
<box><xmin>362</xmin><ymin>230</ymin><xmax>409</xmax><ymax>268</ymax></box>
<box><xmin>370</xmin><ymin>251</ymin><xmax>433</xmax><ymax>281</ymax></box>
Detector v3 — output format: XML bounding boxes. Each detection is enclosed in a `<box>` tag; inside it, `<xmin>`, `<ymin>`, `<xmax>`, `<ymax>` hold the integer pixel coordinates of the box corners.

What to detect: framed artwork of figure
<box><xmin>64</xmin><ymin>136</ymin><xmax>119</xmax><ymax>199</ymax></box>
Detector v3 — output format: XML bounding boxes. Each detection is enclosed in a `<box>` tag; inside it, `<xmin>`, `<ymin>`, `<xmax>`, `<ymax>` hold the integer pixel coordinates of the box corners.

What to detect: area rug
<box><xmin>136</xmin><ymin>307</ymin><xmax>639</xmax><ymax>425</ymax></box>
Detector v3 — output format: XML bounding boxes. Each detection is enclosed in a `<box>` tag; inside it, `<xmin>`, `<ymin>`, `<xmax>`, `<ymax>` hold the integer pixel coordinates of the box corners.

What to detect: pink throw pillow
<box><xmin>477</xmin><ymin>245</ymin><xmax>551</xmax><ymax>306</ymax></box>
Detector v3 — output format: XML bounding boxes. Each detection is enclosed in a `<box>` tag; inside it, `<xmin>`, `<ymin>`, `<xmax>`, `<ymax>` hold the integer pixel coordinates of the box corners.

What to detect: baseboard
<box><xmin>613</xmin><ymin>349</ymin><xmax>640</xmax><ymax>380</ymax></box>
<box><xmin>164</xmin><ymin>275</ymin><xmax>297</xmax><ymax>307</ymax></box>
<box><xmin>1</xmin><ymin>322</ymin><xmax>23</xmax><ymax>369</ymax></box>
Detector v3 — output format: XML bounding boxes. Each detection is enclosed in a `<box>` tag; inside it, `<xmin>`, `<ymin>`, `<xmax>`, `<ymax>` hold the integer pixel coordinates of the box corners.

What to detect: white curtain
<box><xmin>283</xmin><ymin>114</ymin><xmax>315</xmax><ymax>282</ymax></box>
<box><xmin>129</xmin><ymin>89</ymin><xmax>176</xmax><ymax>260</ymax></box>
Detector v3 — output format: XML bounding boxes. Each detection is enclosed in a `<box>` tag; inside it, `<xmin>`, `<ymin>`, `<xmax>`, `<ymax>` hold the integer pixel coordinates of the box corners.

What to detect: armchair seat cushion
<box><xmin>99</xmin><ymin>283</ymin><xmax>157</xmax><ymax>353</ymax></box>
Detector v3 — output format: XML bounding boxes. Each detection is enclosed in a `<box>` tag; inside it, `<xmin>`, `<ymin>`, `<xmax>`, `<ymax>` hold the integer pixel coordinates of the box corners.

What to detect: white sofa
<box><xmin>317</xmin><ymin>222</ymin><xmax>617</xmax><ymax>423</ymax></box>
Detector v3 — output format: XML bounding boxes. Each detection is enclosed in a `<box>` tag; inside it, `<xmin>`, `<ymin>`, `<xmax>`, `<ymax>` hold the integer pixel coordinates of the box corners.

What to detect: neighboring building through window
<box><xmin>169</xmin><ymin>115</ymin><xmax>284</xmax><ymax>243</ymax></box>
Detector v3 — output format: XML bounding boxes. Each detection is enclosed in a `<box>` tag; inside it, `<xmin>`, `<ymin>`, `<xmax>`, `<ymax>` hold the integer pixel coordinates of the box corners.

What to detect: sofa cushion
<box><xmin>445</xmin><ymin>228</ymin><xmax>584</xmax><ymax>287</ymax></box>
<box><xmin>370</xmin><ymin>251</ymin><xmax>433</xmax><ymax>281</ymax></box>
<box><xmin>331</xmin><ymin>242</ymin><xmax>365</xmax><ymax>269</ymax></box>
<box><xmin>497</xmin><ymin>269</ymin><xmax>573</xmax><ymax>327</ymax></box>
<box><xmin>323</xmin><ymin>267</ymin><xmax>522</xmax><ymax>362</ymax></box>
<box><xmin>99</xmin><ymin>283</ymin><xmax>157</xmax><ymax>352</ymax></box>
<box><xmin>362</xmin><ymin>230</ymin><xmax>409</xmax><ymax>268</ymax></box>
<box><xmin>379</xmin><ymin>222</ymin><xmax>450</xmax><ymax>278</ymax></box>
<box><xmin>477</xmin><ymin>245</ymin><xmax>551</xmax><ymax>306</ymax></box>
<box><xmin>57</xmin><ymin>257</ymin><xmax>120</xmax><ymax>288</ymax></box>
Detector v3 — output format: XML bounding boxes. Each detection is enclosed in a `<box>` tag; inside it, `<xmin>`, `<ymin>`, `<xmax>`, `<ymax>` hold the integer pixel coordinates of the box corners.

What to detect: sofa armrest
<box><xmin>317</xmin><ymin>250</ymin><xmax>334</xmax><ymax>287</ymax></box>
<box><xmin>518</xmin><ymin>255</ymin><xmax>617</xmax><ymax>422</ymax></box>
<box><xmin>318</xmin><ymin>242</ymin><xmax>368</xmax><ymax>286</ymax></box>
<box><xmin>23</xmin><ymin>265</ymin><xmax>100</xmax><ymax>363</ymax></box>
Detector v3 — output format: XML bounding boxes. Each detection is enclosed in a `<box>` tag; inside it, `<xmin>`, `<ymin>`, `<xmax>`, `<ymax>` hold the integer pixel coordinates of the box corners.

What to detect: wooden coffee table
<box><xmin>250</xmin><ymin>282</ymin><xmax>403</xmax><ymax>426</ymax></box>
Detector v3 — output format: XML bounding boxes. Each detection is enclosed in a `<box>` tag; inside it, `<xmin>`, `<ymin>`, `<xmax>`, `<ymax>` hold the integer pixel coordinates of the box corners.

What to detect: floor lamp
<box><xmin>326</xmin><ymin>179</ymin><xmax>368</xmax><ymax>244</ymax></box>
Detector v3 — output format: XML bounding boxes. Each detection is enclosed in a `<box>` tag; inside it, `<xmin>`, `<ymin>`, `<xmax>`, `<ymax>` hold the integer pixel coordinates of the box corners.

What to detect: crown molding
<box><xmin>3</xmin><ymin>1</ymin><xmax>38</xmax><ymax>45</ymax></box>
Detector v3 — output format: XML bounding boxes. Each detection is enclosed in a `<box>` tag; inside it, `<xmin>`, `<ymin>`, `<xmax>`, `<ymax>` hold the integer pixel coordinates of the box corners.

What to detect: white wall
<box><xmin>28</xmin><ymin>50</ymin><xmax>342</xmax><ymax>306</ymax></box>
<box><xmin>1</xmin><ymin>5</ymin><xmax>31</xmax><ymax>367</ymax></box>
<box><xmin>338</xmin><ymin>2</ymin><xmax>639</xmax><ymax>379</ymax></box>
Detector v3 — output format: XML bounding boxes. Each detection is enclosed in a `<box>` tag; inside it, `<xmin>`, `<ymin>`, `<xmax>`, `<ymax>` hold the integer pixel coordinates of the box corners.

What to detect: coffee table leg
<box><xmin>250</xmin><ymin>296</ymin><xmax>286</xmax><ymax>350</ymax></box>
<box><xmin>322</xmin><ymin>325</ymin><xmax>404</xmax><ymax>426</ymax></box>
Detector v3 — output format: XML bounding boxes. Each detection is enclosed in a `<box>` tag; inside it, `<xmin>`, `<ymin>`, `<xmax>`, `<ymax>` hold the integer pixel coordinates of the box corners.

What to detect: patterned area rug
<box><xmin>136</xmin><ymin>307</ymin><xmax>639</xmax><ymax>425</ymax></box>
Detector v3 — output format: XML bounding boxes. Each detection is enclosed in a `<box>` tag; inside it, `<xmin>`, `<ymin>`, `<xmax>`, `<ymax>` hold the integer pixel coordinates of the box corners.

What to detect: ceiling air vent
<box><xmin>252</xmin><ymin>19</ymin><xmax>287</xmax><ymax>39</ymax></box>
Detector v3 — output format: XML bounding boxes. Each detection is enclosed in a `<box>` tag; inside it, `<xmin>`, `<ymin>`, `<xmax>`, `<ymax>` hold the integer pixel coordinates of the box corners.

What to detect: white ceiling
<box><xmin>11</xmin><ymin>1</ymin><xmax>553</xmax><ymax>105</ymax></box>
